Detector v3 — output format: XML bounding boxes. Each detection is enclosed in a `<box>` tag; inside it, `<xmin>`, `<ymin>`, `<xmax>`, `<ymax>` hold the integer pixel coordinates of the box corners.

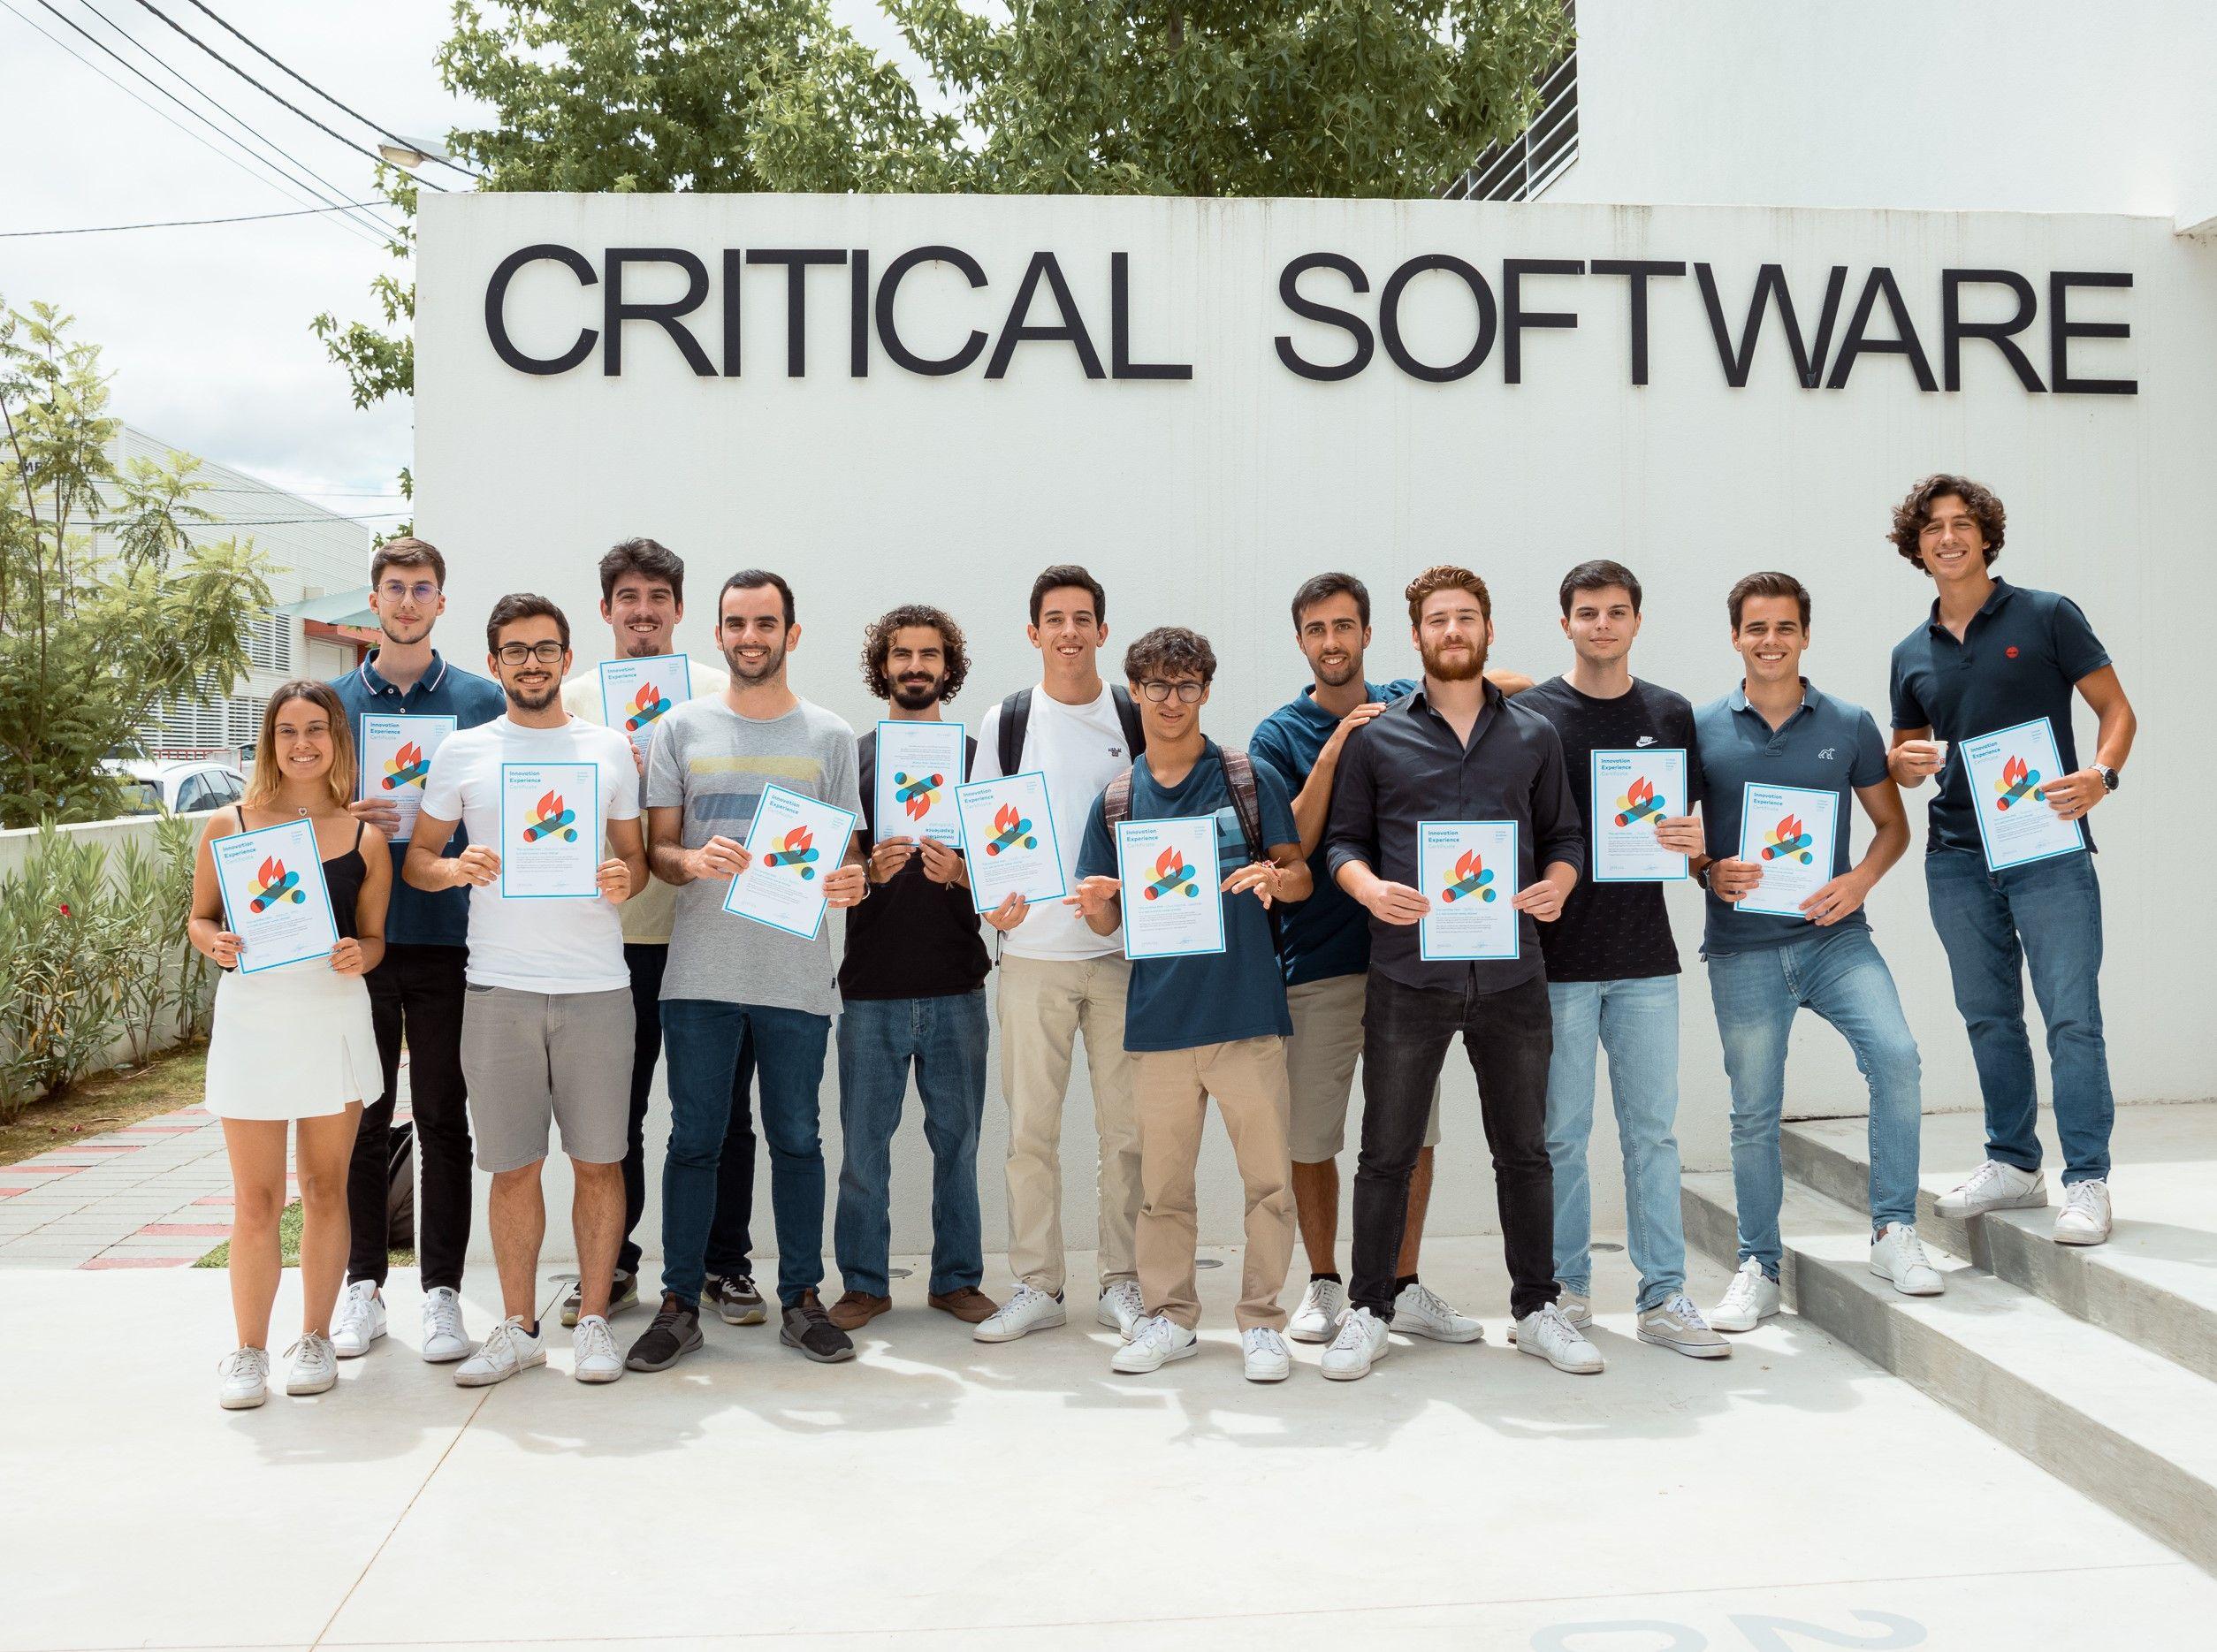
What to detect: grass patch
<box><xmin>0</xmin><ymin>1041</ymin><xmax>207</xmax><ymax>1169</ymax></box>
<box><xmin>193</xmin><ymin>1203</ymin><xmax>415</xmax><ymax>1270</ymax></box>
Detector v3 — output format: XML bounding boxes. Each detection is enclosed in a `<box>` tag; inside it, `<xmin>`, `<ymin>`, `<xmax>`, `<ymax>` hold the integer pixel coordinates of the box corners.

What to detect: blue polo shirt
<box><xmin>1888</xmin><ymin>579</ymin><xmax>2110</xmax><ymax>855</ymax></box>
<box><xmin>330</xmin><ymin>649</ymin><xmax>507</xmax><ymax>948</ymax></box>
<box><xmin>1075</xmin><ymin>740</ymin><xmax>1299</xmax><ymax>1054</ymax></box>
<box><xmin>1247</xmin><ymin>678</ymin><xmax>1416</xmax><ymax>987</ymax></box>
<box><xmin>1693</xmin><ymin>680</ymin><xmax>1888</xmax><ymax>957</ymax></box>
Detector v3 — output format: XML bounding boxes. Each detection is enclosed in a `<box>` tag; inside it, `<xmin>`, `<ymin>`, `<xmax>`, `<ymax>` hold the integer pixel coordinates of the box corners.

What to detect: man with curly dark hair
<box><xmin>1885</xmin><ymin>475</ymin><xmax>2139</xmax><ymax>1246</ymax></box>
<box><xmin>826</xmin><ymin>605</ymin><xmax>996</xmax><ymax>1333</ymax></box>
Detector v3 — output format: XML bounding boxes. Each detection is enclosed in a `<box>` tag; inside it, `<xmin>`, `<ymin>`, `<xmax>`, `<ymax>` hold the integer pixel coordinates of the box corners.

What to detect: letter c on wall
<box><xmin>485</xmin><ymin>243</ymin><xmax>599</xmax><ymax>376</ymax></box>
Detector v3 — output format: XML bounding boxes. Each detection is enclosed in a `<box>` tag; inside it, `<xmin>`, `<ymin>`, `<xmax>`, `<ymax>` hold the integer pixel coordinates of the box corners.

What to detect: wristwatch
<box><xmin>2098</xmin><ymin>765</ymin><xmax>2121</xmax><ymax>793</ymax></box>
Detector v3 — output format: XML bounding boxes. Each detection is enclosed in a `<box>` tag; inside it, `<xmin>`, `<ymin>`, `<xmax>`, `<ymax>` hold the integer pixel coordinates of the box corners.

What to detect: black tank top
<box><xmin>231</xmin><ymin>811</ymin><xmax>368</xmax><ymax>939</ymax></box>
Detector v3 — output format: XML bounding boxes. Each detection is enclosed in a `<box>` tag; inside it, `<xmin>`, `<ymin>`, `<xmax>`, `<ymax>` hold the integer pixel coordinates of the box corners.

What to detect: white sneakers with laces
<box><xmin>284</xmin><ymin>1331</ymin><xmax>339</xmax><ymax>1396</ymax></box>
<box><xmin>1110</xmin><ymin>1313</ymin><xmax>1198</xmax><ymax>1373</ymax></box>
<box><xmin>1242</xmin><ymin>1327</ymin><xmax>1291</xmax><ymax>1382</ymax></box>
<box><xmin>217</xmin><ymin>1346</ymin><xmax>270</xmax><ymax>1410</ymax></box>
<box><xmin>972</xmin><ymin>1283</ymin><xmax>1067</xmax><ymax>1343</ymax></box>
<box><xmin>1636</xmin><ymin>1293</ymin><xmax>1731</xmax><ymax>1359</ymax></box>
<box><xmin>1287</xmin><ymin>1277</ymin><xmax>1348</xmax><ymax>1344</ymax></box>
<box><xmin>572</xmin><ymin>1314</ymin><xmax>623</xmax><ymax>1383</ymax></box>
<box><xmin>1096</xmin><ymin>1279</ymin><xmax>1147</xmax><ymax>1339</ymax></box>
<box><xmin>1870</xmin><ymin>1225</ymin><xmax>1946</xmax><ymax>1296</ymax></box>
<box><xmin>1709</xmin><ymin>1258</ymin><xmax>1781</xmax><ymax>1332</ymax></box>
<box><xmin>453</xmin><ymin>1315</ymin><xmax>546</xmax><ymax>1387</ymax></box>
<box><xmin>1320</xmin><ymin>1306</ymin><xmax>1389</xmax><ymax>1382</ymax></box>
<box><xmin>1390</xmin><ymin>1281</ymin><xmax>1485</xmax><ymax>1344</ymax></box>
<box><xmin>330</xmin><ymin>1279</ymin><xmax>385</xmax><ymax>1358</ymax></box>
<box><xmin>1935</xmin><ymin>1159</ymin><xmax>2047</xmax><ymax>1220</ymax></box>
<box><xmin>422</xmin><ymin>1286</ymin><xmax>469</xmax><ymax>1363</ymax></box>
<box><xmin>2054</xmin><ymin>1179</ymin><xmax>2113</xmax><ymax>1245</ymax></box>
<box><xmin>1514</xmin><ymin>1303</ymin><xmax>1604</xmax><ymax>1374</ymax></box>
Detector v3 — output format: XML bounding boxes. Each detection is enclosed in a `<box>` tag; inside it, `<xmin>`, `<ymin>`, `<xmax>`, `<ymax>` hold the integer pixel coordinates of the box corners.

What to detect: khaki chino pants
<box><xmin>997</xmin><ymin>953</ymin><xmax>1141</xmax><ymax>1295</ymax></box>
<box><xmin>1130</xmin><ymin>1035</ymin><xmax>1297</xmax><ymax>1333</ymax></box>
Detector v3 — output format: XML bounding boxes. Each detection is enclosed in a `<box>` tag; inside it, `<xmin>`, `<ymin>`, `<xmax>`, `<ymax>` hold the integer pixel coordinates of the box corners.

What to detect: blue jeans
<box><xmin>659</xmin><ymin>1000</ymin><xmax>831</xmax><ymax>1309</ymax></box>
<box><xmin>1925</xmin><ymin>847</ymin><xmax>2114</xmax><ymax>1184</ymax></box>
<box><xmin>1707</xmin><ymin>927</ymin><xmax>1923</xmax><ymax>1276</ymax></box>
<box><xmin>1544</xmin><ymin>976</ymin><xmax>1687</xmax><ymax>1312</ymax></box>
<box><xmin>834</xmin><ymin>992</ymin><xmax>988</xmax><ymax>1298</ymax></box>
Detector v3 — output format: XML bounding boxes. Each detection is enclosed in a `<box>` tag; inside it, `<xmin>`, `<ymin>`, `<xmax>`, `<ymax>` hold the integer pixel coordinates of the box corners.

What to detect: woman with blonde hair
<box><xmin>189</xmin><ymin>681</ymin><xmax>390</xmax><ymax>1408</ymax></box>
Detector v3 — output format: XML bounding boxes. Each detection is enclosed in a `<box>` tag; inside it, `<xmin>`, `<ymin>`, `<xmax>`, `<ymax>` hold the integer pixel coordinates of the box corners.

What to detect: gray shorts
<box><xmin>461</xmin><ymin>985</ymin><xmax>634</xmax><ymax>1173</ymax></box>
<box><xmin>1286</xmin><ymin>973</ymin><xmax>1441</xmax><ymax>1163</ymax></box>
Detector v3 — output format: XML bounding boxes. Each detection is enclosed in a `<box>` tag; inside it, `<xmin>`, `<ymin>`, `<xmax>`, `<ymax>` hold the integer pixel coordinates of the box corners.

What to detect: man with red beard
<box><xmin>1320</xmin><ymin>565</ymin><xmax>1599</xmax><ymax>1381</ymax></box>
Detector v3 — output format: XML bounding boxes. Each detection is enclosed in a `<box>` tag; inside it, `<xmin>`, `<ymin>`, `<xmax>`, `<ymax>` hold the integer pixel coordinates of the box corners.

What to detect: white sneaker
<box><xmin>2054</xmin><ymin>1180</ymin><xmax>2112</xmax><ymax>1246</ymax></box>
<box><xmin>330</xmin><ymin>1280</ymin><xmax>385</xmax><ymax>1359</ymax></box>
<box><xmin>1935</xmin><ymin>1159</ymin><xmax>2047</xmax><ymax>1220</ymax></box>
<box><xmin>1870</xmin><ymin>1224</ymin><xmax>1945</xmax><ymax>1296</ymax></box>
<box><xmin>1391</xmin><ymin>1280</ymin><xmax>1485</xmax><ymax>1344</ymax></box>
<box><xmin>1320</xmin><ymin>1306</ymin><xmax>1389</xmax><ymax>1382</ymax></box>
<box><xmin>1637</xmin><ymin>1293</ymin><xmax>1731</xmax><ymax>1359</ymax></box>
<box><xmin>1109</xmin><ymin>1313</ymin><xmax>1198</xmax><ymax>1373</ymax></box>
<box><xmin>453</xmin><ymin>1315</ymin><xmax>546</xmax><ymax>1388</ymax></box>
<box><xmin>217</xmin><ymin>1346</ymin><xmax>270</xmax><ymax>1410</ymax></box>
<box><xmin>421</xmin><ymin>1286</ymin><xmax>469</xmax><ymax>1363</ymax></box>
<box><xmin>1096</xmin><ymin>1279</ymin><xmax>1147</xmax><ymax>1339</ymax></box>
<box><xmin>1515</xmin><ymin>1303</ymin><xmax>1605</xmax><ymax>1374</ymax></box>
<box><xmin>1710</xmin><ymin>1258</ymin><xmax>1781</xmax><ymax>1332</ymax></box>
<box><xmin>1287</xmin><ymin>1277</ymin><xmax>1348</xmax><ymax>1344</ymax></box>
<box><xmin>572</xmin><ymin>1314</ymin><xmax>623</xmax><ymax>1384</ymax></box>
<box><xmin>972</xmin><ymin>1283</ymin><xmax>1067</xmax><ymax>1344</ymax></box>
<box><xmin>1509</xmin><ymin>1290</ymin><xmax>1589</xmax><ymax>1344</ymax></box>
<box><xmin>1242</xmin><ymin>1327</ymin><xmax>1291</xmax><ymax>1382</ymax></box>
<box><xmin>283</xmin><ymin>1331</ymin><xmax>339</xmax><ymax>1396</ymax></box>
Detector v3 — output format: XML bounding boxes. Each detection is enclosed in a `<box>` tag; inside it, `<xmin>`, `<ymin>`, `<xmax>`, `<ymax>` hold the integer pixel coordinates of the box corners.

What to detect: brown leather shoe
<box><xmin>927</xmin><ymin>1286</ymin><xmax>998</xmax><ymax>1324</ymax></box>
<box><xmin>827</xmin><ymin>1290</ymin><xmax>892</xmax><ymax>1331</ymax></box>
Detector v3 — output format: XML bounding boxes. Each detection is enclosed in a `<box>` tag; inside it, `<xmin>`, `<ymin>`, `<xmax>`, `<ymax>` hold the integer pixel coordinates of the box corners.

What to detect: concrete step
<box><xmin>1681</xmin><ymin>1169</ymin><xmax>2217</xmax><ymax>1575</ymax></box>
<box><xmin>1783</xmin><ymin>1105</ymin><xmax>2217</xmax><ymax>1385</ymax></box>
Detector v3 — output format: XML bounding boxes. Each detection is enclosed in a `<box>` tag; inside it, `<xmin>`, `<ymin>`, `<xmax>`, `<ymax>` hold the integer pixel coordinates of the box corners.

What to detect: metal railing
<box><xmin>1444</xmin><ymin>17</ymin><xmax>1579</xmax><ymax>202</ymax></box>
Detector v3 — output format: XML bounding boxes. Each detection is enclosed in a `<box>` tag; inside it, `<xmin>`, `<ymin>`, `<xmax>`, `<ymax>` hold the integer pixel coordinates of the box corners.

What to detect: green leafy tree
<box><xmin>316</xmin><ymin>0</ymin><xmax>1568</xmax><ymax>411</ymax></box>
<box><xmin>0</xmin><ymin>300</ymin><xmax>273</xmax><ymax>828</ymax></box>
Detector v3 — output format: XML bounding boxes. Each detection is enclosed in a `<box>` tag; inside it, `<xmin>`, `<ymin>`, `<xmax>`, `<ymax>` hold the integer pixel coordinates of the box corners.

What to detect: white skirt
<box><xmin>204</xmin><ymin>962</ymin><xmax>382</xmax><ymax>1121</ymax></box>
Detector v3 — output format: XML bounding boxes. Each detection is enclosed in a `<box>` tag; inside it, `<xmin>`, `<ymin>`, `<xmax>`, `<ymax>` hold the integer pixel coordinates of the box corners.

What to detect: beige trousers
<box><xmin>1129</xmin><ymin>1036</ymin><xmax>1298</xmax><ymax>1332</ymax></box>
<box><xmin>997</xmin><ymin>952</ymin><xmax>1140</xmax><ymax>1295</ymax></box>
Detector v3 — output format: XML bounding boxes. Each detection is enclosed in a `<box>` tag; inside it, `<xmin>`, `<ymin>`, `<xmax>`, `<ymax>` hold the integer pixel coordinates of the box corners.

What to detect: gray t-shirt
<box><xmin>645</xmin><ymin>695</ymin><xmax>861</xmax><ymax>1015</ymax></box>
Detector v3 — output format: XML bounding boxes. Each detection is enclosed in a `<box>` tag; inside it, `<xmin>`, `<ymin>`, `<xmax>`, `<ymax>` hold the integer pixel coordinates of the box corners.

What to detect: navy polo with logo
<box><xmin>1888</xmin><ymin>578</ymin><xmax>2111</xmax><ymax>855</ymax></box>
<box><xmin>1692</xmin><ymin>680</ymin><xmax>1888</xmax><ymax>956</ymax></box>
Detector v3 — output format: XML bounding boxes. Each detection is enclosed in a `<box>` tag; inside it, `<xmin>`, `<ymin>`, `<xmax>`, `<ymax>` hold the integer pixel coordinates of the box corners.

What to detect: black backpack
<box><xmin>995</xmin><ymin>685</ymin><xmax>1146</xmax><ymax>778</ymax></box>
<box><xmin>1101</xmin><ymin>744</ymin><xmax>1282</xmax><ymax>955</ymax></box>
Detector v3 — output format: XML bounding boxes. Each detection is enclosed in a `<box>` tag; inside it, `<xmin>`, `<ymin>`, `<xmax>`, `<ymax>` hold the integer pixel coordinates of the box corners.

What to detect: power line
<box><xmin>182</xmin><ymin>0</ymin><xmax>482</xmax><ymax>181</ymax></box>
<box><xmin>0</xmin><ymin>200</ymin><xmax>388</xmax><ymax>237</ymax></box>
<box><xmin>0</xmin><ymin>0</ymin><xmax>388</xmax><ymax>247</ymax></box>
<box><xmin>126</xmin><ymin>0</ymin><xmax>449</xmax><ymax>190</ymax></box>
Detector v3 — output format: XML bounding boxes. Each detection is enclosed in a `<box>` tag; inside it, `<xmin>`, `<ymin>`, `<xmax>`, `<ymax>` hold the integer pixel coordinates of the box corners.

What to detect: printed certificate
<box><xmin>1964</xmin><ymin>717</ymin><xmax>2085</xmax><ymax>871</ymax></box>
<box><xmin>1115</xmin><ymin>815</ymin><xmax>1224</xmax><ymax>960</ymax></box>
<box><xmin>1736</xmin><ymin>783</ymin><xmax>1840</xmax><ymax>918</ymax></box>
<box><xmin>211</xmin><ymin>818</ymin><xmax>339</xmax><ymax>975</ymax></box>
<box><xmin>499</xmin><ymin>762</ymin><xmax>603</xmax><ymax>899</ymax></box>
<box><xmin>724</xmin><ymin>783</ymin><xmax>857</xmax><ymax>940</ymax></box>
<box><xmin>597</xmin><ymin>656</ymin><xmax>683</xmax><ymax>759</ymax></box>
<box><xmin>1418</xmin><ymin>821</ymin><xmax>1520</xmax><ymax>961</ymax></box>
<box><xmin>953</xmin><ymin>772</ymin><xmax>1067</xmax><ymax>912</ymax></box>
<box><xmin>357</xmin><ymin>712</ymin><xmax>455</xmax><ymax>844</ymax></box>
<box><xmin>1591</xmin><ymin>748</ymin><xmax>1689</xmax><ymax>882</ymax></box>
<box><xmin>874</xmin><ymin>719</ymin><xmax>965</xmax><ymax>846</ymax></box>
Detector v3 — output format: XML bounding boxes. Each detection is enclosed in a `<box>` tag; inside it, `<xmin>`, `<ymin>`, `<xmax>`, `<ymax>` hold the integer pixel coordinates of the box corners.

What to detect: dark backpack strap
<box><xmin>997</xmin><ymin>688</ymin><xmax>1031</xmax><ymax>778</ymax></box>
<box><xmin>1110</xmin><ymin>685</ymin><xmax>1147</xmax><ymax>756</ymax></box>
<box><xmin>1215</xmin><ymin>745</ymin><xmax>1283</xmax><ymax>955</ymax></box>
<box><xmin>1101</xmin><ymin>768</ymin><xmax>1135</xmax><ymax>827</ymax></box>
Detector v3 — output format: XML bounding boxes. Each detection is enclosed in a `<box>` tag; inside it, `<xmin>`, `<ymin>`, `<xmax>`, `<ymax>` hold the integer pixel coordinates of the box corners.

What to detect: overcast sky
<box><xmin>0</xmin><ymin>1</ymin><xmax>936</xmax><ymax>521</ymax></box>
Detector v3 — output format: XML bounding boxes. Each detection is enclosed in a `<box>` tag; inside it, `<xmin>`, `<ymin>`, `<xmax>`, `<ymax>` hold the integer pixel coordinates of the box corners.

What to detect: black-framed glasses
<box><xmin>496</xmin><ymin>641</ymin><xmax>568</xmax><ymax>666</ymax></box>
<box><xmin>377</xmin><ymin>580</ymin><xmax>441</xmax><ymax>604</ymax></box>
<box><xmin>1139</xmin><ymin>680</ymin><xmax>1205</xmax><ymax>704</ymax></box>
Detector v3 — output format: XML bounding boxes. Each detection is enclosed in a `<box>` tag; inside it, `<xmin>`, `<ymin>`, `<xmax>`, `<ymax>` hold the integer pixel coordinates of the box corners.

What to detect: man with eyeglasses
<box><xmin>328</xmin><ymin>537</ymin><xmax>504</xmax><ymax>1368</ymax></box>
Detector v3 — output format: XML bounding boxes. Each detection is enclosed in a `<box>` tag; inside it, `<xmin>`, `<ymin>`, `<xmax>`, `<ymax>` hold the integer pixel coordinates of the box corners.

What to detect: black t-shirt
<box><xmin>1520</xmin><ymin>674</ymin><xmax>1703</xmax><ymax>982</ymax></box>
<box><xmin>838</xmin><ymin>730</ymin><xmax>993</xmax><ymax>1001</ymax></box>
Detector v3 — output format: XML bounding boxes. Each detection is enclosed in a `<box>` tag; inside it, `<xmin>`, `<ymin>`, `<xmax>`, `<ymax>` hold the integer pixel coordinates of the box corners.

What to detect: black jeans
<box><xmin>1352</xmin><ymin>970</ymin><xmax>1558</xmax><ymax>1321</ymax></box>
<box><xmin>619</xmin><ymin>943</ymin><xmax>757</xmax><ymax>1284</ymax></box>
<box><xmin>349</xmin><ymin>943</ymin><xmax>474</xmax><ymax>1293</ymax></box>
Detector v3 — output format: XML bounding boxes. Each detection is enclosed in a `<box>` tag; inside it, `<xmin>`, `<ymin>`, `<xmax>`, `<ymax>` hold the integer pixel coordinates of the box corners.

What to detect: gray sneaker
<box><xmin>1636</xmin><ymin>1293</ymin><xmax>1731</xmax><ymax>1359</ymax></box>
<box><xmin>705</xmin><ymin>1273</ymin><xmax>768</xmax><ymax>1326</ymax></box>
<box><xmin>560</xmin><ymin>1269</ymin><xmax>641</xmax><ymax>1329</ymax></box>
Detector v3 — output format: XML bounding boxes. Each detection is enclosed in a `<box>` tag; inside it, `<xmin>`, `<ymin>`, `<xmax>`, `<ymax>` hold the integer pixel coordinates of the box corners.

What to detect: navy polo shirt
<box><xmin>1247</xmin><ymin>677</ymin><xmax>1417</xmax><ymax>987</ymax></box>
<box><xmin>330</xmin><ymin>649</ymin><xmax>507</xmax><ymax>948</ymax></box>
<box><xmin>1693</xmin><ymin>681</ymin><xmax>1888</xmax><ymax>957</ymax></box>
<box><xmin>1889</xmin><ymin>579</ymin><xmax>2110</xmax><ymax>855</ymax></box>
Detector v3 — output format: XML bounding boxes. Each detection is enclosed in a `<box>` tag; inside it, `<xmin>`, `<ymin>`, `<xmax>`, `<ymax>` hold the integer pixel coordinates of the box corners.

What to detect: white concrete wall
<box><xmin>414</xmin><ymin>193</ymin><xmax>2206</xmax><ymax>1262</ymax></box>
<box><xmin>1551</xmin><ymin>1</ymin><xmax>2217</xmax><ymax>227</ymax></box>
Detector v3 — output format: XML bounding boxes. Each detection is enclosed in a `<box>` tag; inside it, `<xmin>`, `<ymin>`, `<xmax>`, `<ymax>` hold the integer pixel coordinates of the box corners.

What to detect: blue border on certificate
<box><xmin>498</xmin><ymin>760</ymin><xmax>604</xmax><ymax>900</ymax></box>
<box><xmin>212</xmin><ymin>818</ymin><xmax>341</xmax><ymax>975</ymax></box>
<box><xmin>954</xmin><ymin>769</ymin><xmax>1069</xmax><ymax>914</ymax></box>
<box><xmin>597</xmin><ymin>655</ymin><xmax>682</xmax><ymax>740</ymax></box>
<box><xmin>1114</xmin><ymin>815</ymin><xmax>1228</xmax><ymax>961</ymax></box>
<box><xmin>1734</xmin><ymin>780</ymin><xmax>1840</xmax><ymax>919</ymax></box>
<box><xmin>1589</xmin><ymin>747</ymin><xmax>1689</xmax><ymax>883</ymax></box>
<box><xmin>1965</xmin><ymin>716</ymin><xmax>2086</xmax><ymax>872</ymax></box>
<box><xmin>1417</xmin><ymin>818</ymin><xmax>1520</xmax><ymax>962</ymax></box>
<box><xmin>723</xmin><ymin>781</ymin><xmax>859</xmax><ymax>940</ymax></box>
<box><xmin>358</xmin><ymin>712</ymin><xmax>455</xmax><ymax>842</ymax></box>
<box><xmin>874</xmin><ymin>718</ymin><xmax>966</xmax><ymax>843</ymax></box>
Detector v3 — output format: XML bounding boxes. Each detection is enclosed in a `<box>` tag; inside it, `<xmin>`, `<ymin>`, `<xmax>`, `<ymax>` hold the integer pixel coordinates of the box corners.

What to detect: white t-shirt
<box><xmin>973</xmin><ymin>683</ymin><xmax>1134</xmax><ymax>961</ymax></box>
<box><xmin>419</xmin><ymin>715</ymin><xmax>643</xmax><ymax>993</ymax></box>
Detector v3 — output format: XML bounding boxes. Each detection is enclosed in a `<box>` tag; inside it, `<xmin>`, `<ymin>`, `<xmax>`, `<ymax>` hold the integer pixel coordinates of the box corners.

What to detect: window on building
<box><xmin>246</xmin><ymin>613</ymin><xmax>293</xmax><ymax>674</ymax></box>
